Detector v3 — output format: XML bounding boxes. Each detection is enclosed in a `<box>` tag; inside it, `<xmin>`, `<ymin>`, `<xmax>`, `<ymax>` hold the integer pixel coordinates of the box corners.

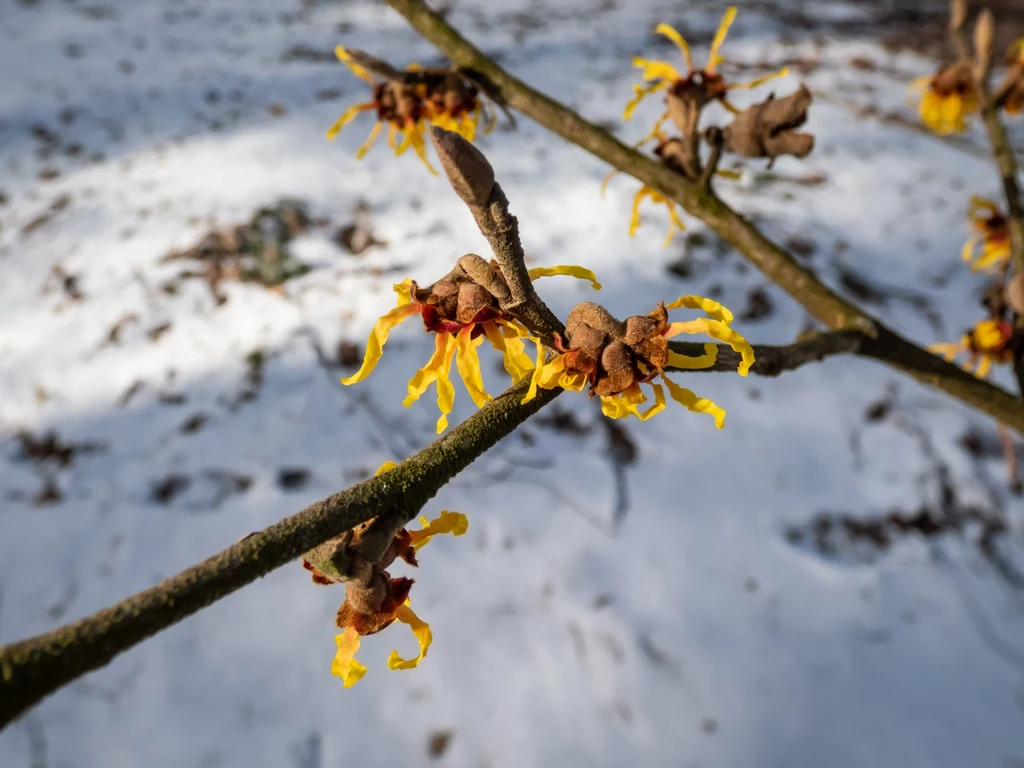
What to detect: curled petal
<box><xmin>404</xmin><ymin>121</ymin><xmax>439</xmax><ymax>175</ymax></box>
<box><xmin>528</xmin><ymin>265</ymin><xmax>602</xmax><ymax>290</ymax></box>
<box><xmin>727</xmin><ymin>67</ymin><xmax>790</xmax><ymax>90</ymax></box>
<box><xmin>623</xmin><ymin>81</ymin><xmax>669</xmax><ymax>120</ymax></box>
<box><xmin>332</xmin><ymin>627</ymin><xmax>368</xmax><ymax>687</ymax></box>
<box><xmin>375</xmin><ymin>461</ymin><xmax>398</xmax><ymax>476</ymax></box>
<box><xmin>387</xmin><ymin>604</ymin><xmax>433</xmax><ymax>670</ymax></box>
<box><xmin>342</xmin><ymin>304</ymin><xmax>422</xmax><ymax>385</ymax></box>
<box><xmin>484</xmin><ymin>321</ymin><xmax>533</xmax><ymax>382</ymax></box>
<box><xmin>335</xmin><ymin>45</ymin><xmax>375</xmax><ymax>83</ymax></box>
<box><xmin>665</xmin><ymin>295</ymin><xmax>735</xmax><ymax>324</ymax></box>
<box><xmin>636</xmin><ymin>382</ymin><xmax>667</xmax><ymax>421</ymax></box>
<box><xmin>522</xmin><ymin>335</ymin><xmax>549</xmax><ymax>404</ymax></box>
<box><xmin>435</xmin><ymin>333</ymin><xmax>459</xmax><ymax>433</ymax></box>
<box><xmin>662</xmin><ymin>374</ymin><xmax>727</xmax><ymax>429</ymax></box>
<box><xmin>407</xmin><ymin>510</ymin><xmax>470</xmax><ymax>550</ymax></box>
<box><xmin>355</xmin><ymin>121</ymin><xmax>384</xmax><ymax>159</ymax></box>
<box><xmin>633</xmin><ymin>57</ymin><xmax>683</xmax><ymax>84</ymax></box>
<box><xmin>326</xmin><ymin>102</ymin><xmax>375</xmax><ymax>140</ymax></box>
<box><xmin>404</xmin><ymin>333</ymin><xmax>452</xmax><ymax>406</ymax></box>
<box><xmin>655</xmin><ymin>23</ymin><xmax>693</xmax><ymax>72</ymax></box>
<box><xmin>975</xmin><ymin>355</ymin><xmax>992</xmax><ymax>379</ymax></box>
<box><xmin>664</xmin><ymin>318</ymin><xmax>755</xmax><ymax>376</ymax></box>
<box><xmin>961</xmin><ymin>235</ymin><xmax>980</xmax><ymax>263</ymax></box>
<box><xmin>666</xmin><ymin>344</ymin><xmax>718</xmax><ymax>370</ymax></box>
<box><xmin>707</xmin><ymin>7</ymin><xmax>738</xmax><ymax>73</ymax></box>
<box><xmin>455</xmin><ymin>326</ymin><xmax>492</xmax><ymax>408</ymax></box>
<box><xmin>630</xmin><ymin>187</ymin><xmax>654</xmax><ymax>236</ymax></box>
<box><xmin>600</xmin><ymin>168</ymin><xmax>619</xmax><ymax>197</ymax></box>
<box><xmin>968</xmin><ymin>195</ymin><xmax>1000</xmax><ymax>218</ymax></box>
<box><xmin>394</xmin><ymin>278</ymin><xmax>416</xmax><ymax>306</ymax></box>
<box><xmin>663</xmin><ymin>200</ymin><xmax>686</xmax><ymax>247</ymax></box>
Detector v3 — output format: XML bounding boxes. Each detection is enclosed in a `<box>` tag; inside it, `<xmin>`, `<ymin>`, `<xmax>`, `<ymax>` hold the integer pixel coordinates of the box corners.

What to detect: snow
<box><xmin>2</xmin><ymin>0</ymin><xmax>1024</xmax><ymax>766</ymax></box>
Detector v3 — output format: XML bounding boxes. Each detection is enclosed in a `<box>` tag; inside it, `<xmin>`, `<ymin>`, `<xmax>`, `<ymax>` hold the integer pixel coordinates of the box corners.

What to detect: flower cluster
<box><xmin>624</xmin><ymin>9</ymin><xmax>789</xmax><ymax>127</ymax></box>
<box><xmin>302</xmin><ymin>461</ymin><xmax>469</xmax><ymax>687</ymax></box>
<box><xmin>909</xmin><ymin>60</ymin><xmax>978</xmax><ymax>135</ymax></box>
<box><xmin>342</xmin><ymin>259</ymin><xmax>601</xmax><ymax>432</ymax></box>
<box><xmin>962</xmin><ymin>196</ymin><xmax>1011</xmax><ymax>273</ymax></box>
<box><xmin>522</xmin><ymin>295</ymin><xmax>754</xmax><ymax>425</ymax></box>
<box><xmin>931</xmin><ymin>318</ymin><xmax>1014</xmax><ymax>379</ymax></box>
<box><xmin>326</xmin><ymin>46</ymin><xmax>492</xmax><ymax>174</ymax></box>
<box><xmin>610</xmin><ymin>8</ymin><xmax>805</xmax><ymax>245</ymax></box>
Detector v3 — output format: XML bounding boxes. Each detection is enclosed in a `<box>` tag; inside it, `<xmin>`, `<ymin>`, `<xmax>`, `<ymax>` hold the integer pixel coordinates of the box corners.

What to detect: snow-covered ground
<box><xmin>2</xmin><ymin>0</ymin><xmax>1024</xmax><ymax>766</ymax></box>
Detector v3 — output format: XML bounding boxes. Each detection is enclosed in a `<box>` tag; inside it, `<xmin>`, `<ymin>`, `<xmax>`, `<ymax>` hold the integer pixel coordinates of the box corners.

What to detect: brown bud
<box><xmin>949</xmin><ymin>0</ymin><xmax>967</xmax><ymax>33</ymax></box>
<box><xmin>456</xmin><ymin>253</ymin><xmax>512</xmax><ymax>305</ymax></box>
<box><xmin>974</xmin><ymin>10</ymin><xmax>995</xmax><ymax>78</ymax></box>
<box><xmin>566</xmin><ymin>302</ymin><xmax>625</xmax><ymax>344</ymax></box>
<box><xmin>429</xmin><ymin>125</ymin><xmax>495</xmax><ymax>207</ymax></box>
<box><xmin>721</xmin><ymin>85</ymin><xmax>815</xmax><ymax>161</ymax></box>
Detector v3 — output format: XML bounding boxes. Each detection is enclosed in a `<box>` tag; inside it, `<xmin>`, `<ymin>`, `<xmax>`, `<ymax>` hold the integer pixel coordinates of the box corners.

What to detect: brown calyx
<box><xmin>930</xmin><ymin>59</ymin><xmax>976</xmax><ymax>97</ymax></box>
<box><xmin>409</xmin><ymin>256</ymin><xmax>515</xmax><ymax>333</ymax></box>
<box><xmin>721</xmin><ymin>85</ymin><xmax>815</xmax><ymax>162</ymax></box>
<box><xmin>560</xmin><ymin>302</ymin><xmax>671</xmax><ymax>397</ymax></box>
<box><xmin>336</xmin><ymin>575</ymin><xmax>415</xmax><ymax>635</ymax></box>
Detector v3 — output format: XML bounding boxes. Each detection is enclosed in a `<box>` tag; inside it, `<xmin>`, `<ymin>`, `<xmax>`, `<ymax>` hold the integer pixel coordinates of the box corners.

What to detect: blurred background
<box><xmin>2</xmin><ymin>0</ymin><xmax>1024</xmax><ymax>766</ymax></box>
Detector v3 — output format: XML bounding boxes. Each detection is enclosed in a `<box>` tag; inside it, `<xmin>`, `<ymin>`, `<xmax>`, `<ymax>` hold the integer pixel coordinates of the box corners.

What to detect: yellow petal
<box><xmin>335</xmin><ymin>45</ymin><xmax>374</xmax><ymax>83</ymax></box>
<box><xmin>521</xmin><ymin>335</ymin><xmax>549</xmax><ymax>404</ymax></box>
<box><xmin>387</xmin><ymin>604</ymin><xmax>432</xmax><ymax>670</ymax></box>
<box><xmin>629</xmin><ymin>186</ymin><xmax>653</xmax><ymax>237</ymax></box>
<box><xmin>662</xmin><ymin>374</ymin><xmax>727</xmax><ymax>429</ymax></box>
<box><xmin>664</xmin><ymin>318</ymin><xmax>754</xmax><ymax>375</ymax></box>
<box><xmin>375</xmin><ymin>461</ymin><xmax>398</xmax><ymax>476</ymax></box>
<box><xmin>394</xmin><ymin>278</ymin><xmax>416</xmax><ymax>306</ymax></box>
<box><xmin>354</xmin><ymin>121</ymin><xmax>384</xmax><ymax>159</ymax></box>
<box><xmin>341</xmin><ymin>304</ymin><xmax>422</xmax><ymax>385</ymax></box>
<box><xmin>501</xmin><ymin>322</ymin><xmax>538</xmax><ymax>380</ymax></box>
<box><xmin>404</xmin><ymin>333</ymin><xmax>451</xmax><ymax>407</ymax></box>
<box><xmin>666</xmin><ymin>343</ymin><xmax>718</xmax><ymax>370</ymax></box>
<box><xmin>435</xmin><ymin>333</ymin><xmax>458</xmax><ymax>433</ymax></box>
<box><xmin>655</xmin><ymin>23</ymin><xmax>694</xmax><ymax>72</ymax></box>
<box><xmin>455</xmin><ymin>326</ymin><xmax>492</xmax><ymax>409</ymax></box>
<box><xmin>537</xmin><ymin>354</ymin><xmax>569</xmax><ymax>389</ymax></box>
<box><xmin>484</xmin><ymin>321</ymin><xmax>531</xmax><ymax>382</ymax></box>
<box><xmin>623</xmin><ymin>81</ymin><xmax>668</xmax><ymax>120</ymax></box>
<box><xmin>961</xmin><ymin>235</ymin><xmax>980</xmax><ymax>263</ymax></box>
<box><xmin>332</xmin><ymin>627</ymin><xmax>368</xmax><ymax>687</ymax></box>
<box><xmin>633</xmin><ymin>58</ymin><xmax>682</xmax><ymax>84</ymax></box>
<box><xmin>326</xmin><ymin>102</ymin><xmax>374</xmax><ymax>140</ymax></box>
<box><xmin>527</xmin><ymin>265</ymin><xmax>602</xmax><ymax>290</ymax></box>
<box><xmin>407</xmin><ymin>122</ymin><xmax>439</xmax><ymax>175</ymax></box>
<box><xmin>976</xmin><ymin>355</ymin><xmax>992</xmax><ymax>379</ymax></box>
<box><xmin>707</xmin><ymin>7</ymin><xmax>738</xmax><ymax>73</ymax></box>
<box><xmin>600</xmin><ymin>168</ymin><xmax>620</xmax><ymax>197</ymax></box>
<box><xmin>387</xmin><ymin>122</ymin><xmax>399</xmax><ymax>148</ymax></box>
<box><xmin>635</xmin><ymin>382</ymin><xmax>667</xmax><ymax>421</ymax></box>
<box><xmin>665</xmin><ymin>295</ymin><xmax>735</xmax><ymax>324</ymax></box>
<box><xmin>728</xmin><ymin>67</ymin><xmax>790</xmax><ymax>90</ymax></box>
<box><xmin>407</xmin><ymin>509</ymin><xmax>469</xmax><ymax>550</ymax></box>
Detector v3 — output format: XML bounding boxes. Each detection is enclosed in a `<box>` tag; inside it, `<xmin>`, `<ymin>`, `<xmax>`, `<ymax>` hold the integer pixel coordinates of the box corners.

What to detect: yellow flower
<box><xmin>326</xmin><ymin>45</ymin><xmax>438</xmax><ymax>174</ymax></box>
<box><xmin>930</xmin><ymin>318</ymin><xmax>1014</xmax><ymax>379</ymax></box>
<box><xmin>523</xmin><ymin>295</ymin><xmax>754</xmax><ymax>427</ymax></box>
<box><xmin>624</xmin><ymin>8</ymin><xmax>790</xmax><ymax>125</ymax></box>
<box><xmin>330</xmin><ymin>461</ymin><xmax>469</xmax><ymax>688</ymax></box>
<box><xmin>343</xmin><ymin>267</ymin><xmax>601</xmax><ymax>433</ymax></box>
<box><xmin>962</xmin><ymin>196</ymin><xmax>1011</xmax><ymax>273</ymax></box>
<box><xmin>909</xmin><ymin>60</ymin><xmax>978</xmax><ymax>135</ymax></box>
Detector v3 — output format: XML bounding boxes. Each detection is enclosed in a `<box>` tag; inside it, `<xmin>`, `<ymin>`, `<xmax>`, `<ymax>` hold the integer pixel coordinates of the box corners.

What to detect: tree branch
<box><xmin>0</xmin><ymin>379</ymin><xmax>560</xmax><ymax>732</ymax></box>
<box><xmin>384</xmin><ymin>0</ymin><xmax>1024</xmax><ymax>435</ymax></box>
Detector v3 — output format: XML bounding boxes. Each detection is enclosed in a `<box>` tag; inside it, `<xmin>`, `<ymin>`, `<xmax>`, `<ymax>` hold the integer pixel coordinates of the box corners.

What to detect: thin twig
<box><xmin>384</xmin><ymin>0</ymin><xmax>1024</xmax><ymax>435</ymax></box>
